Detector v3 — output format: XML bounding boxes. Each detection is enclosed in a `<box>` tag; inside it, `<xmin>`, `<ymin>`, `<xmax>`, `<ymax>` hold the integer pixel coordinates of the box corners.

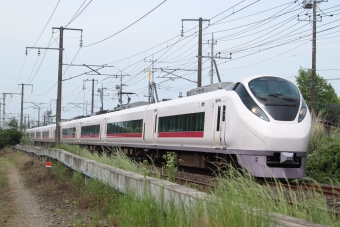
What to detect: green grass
<box><xmin>0</xmin><ymin>162</ymin><xmax>6</xmax><ymax>189</ymax></box>
<box><xmin>0</xmin><ymin>157</ymin><xmax>10</xmax><ymax>224</ymax></box>
<box><xmin>47</xmin><ymin>146</ymin><xmax>339</xmax><ymax>226</ymax></box>
<box><xmin>55</xmin><ymin>144</ymin><xmax>160</xmax><ymax>178</ymax></box>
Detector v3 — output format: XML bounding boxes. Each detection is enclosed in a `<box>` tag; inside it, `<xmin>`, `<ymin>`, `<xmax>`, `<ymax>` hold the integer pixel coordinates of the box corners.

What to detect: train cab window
<box><xmin>30</xmin><ymin>132</ymin><xmax>35</xmax><ymax>138</ymax></box>
<box><xmin>225</xmin><ymin>83</ymin><xmax>237</xmax><ymax>91</ymax></box>
<box><xmin>234</xmin><ymin>83</ymin><xmax>270</xmax><ymax>122</ymax></box>
<box><xmin>158</xmin><ymin>112</ymin><xmax>205</xmax><ymax>132</ymax></box>
<box><xmin>248</xmin><ymin>77</ymin><xmax>300</xmax><ymax>121</ymax></box>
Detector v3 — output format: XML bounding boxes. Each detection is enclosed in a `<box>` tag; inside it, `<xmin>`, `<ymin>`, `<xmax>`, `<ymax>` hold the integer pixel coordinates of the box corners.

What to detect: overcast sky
<box><xmin>0</xmin><ymin>0</ymin><xmax>339</xmax><ymax>125</ymax></box>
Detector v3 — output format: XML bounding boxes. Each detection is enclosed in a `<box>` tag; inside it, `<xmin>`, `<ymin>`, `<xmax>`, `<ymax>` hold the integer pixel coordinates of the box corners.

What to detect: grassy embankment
<box><xmin>51</xmin><ymin>144</ymin><xmax>339</xmax><ymax>226</ymax></box>
<box><xmin>0</xmin><ymin>153</ymin><xmax>16</xmax><ymax>224</ymax></box>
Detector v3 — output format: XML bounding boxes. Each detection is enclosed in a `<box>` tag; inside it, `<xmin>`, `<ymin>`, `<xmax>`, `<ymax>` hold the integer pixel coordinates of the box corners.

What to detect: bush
<box><xmin>307</xmin><ymin>138</ymin><xmax>340</xmax><ymax>183</ymax></box>
<box><xmin>0</xmin><ymin>118</ymin><xmax>24</xmax><ymax>149</ymax></box>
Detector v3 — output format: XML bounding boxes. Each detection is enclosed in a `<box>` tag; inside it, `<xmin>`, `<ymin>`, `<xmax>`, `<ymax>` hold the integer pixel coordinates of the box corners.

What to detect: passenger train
<box><xmin>27</xmin><ymin>75</ymin><xmax>311</xmax><ymax>178</ymax></box>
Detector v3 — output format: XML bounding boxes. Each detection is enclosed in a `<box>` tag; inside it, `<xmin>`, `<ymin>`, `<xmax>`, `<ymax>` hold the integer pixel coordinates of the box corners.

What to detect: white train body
<box><xmin>27</xmin><ymin>75</ymin><xmax>311</xmax><ymax>178</ymax></box>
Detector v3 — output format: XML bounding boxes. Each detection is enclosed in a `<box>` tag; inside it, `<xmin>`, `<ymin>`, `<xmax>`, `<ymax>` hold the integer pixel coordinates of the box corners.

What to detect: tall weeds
<box><xmin>55</xmin><ymin>144</ymin><xmax>159</xmax><ymax>177</ymax></box>
<box><xmin>51</xmin><ymin>144</ymin><xmax>339</xmax><ymax>226</ymax></box>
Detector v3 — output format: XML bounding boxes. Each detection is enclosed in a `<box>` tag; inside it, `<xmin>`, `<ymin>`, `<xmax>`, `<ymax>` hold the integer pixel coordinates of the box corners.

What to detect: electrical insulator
<box><xmin>25</xmin><ymin>49</ymin><xmax>28</xmax><ymax>56</ymax></box>
<box><xmin>38</xmin><ymin>49</ymin><xmax>41</xmax><ymax>56</ymax></box>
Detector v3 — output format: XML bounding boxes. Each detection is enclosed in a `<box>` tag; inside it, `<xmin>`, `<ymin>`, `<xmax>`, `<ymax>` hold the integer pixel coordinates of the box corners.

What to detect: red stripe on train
<box><xmin>106</xmin><ymin>133</ymin><xmax>142</xmax><ymax>138</ymax></box>
<box><xmin>158</xmin><ymin>131</ymin><xmax>204</xmax><ymax>138</ymax></box>
<box><xmin>81</xmin><ymin>134</ymin><xmax>100</xmax><ymax>138</ymax></box>
<box><xmin>62</xmin><ymin>135</ymin><xmax>75</xmax><ymax>138</ymax></box>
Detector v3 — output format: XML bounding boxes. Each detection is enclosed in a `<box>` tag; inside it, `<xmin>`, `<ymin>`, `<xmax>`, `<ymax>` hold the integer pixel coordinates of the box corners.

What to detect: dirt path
<box><xmin>1</xmin><ymin>160</ymin><xmax>52</xmax><ymax>227</ymax></box>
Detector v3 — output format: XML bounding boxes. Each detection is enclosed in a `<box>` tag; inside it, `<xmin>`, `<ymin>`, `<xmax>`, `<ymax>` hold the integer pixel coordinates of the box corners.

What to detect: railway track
<box><xmin>266</xmin><ymin>181</ymin><xmax>340</xmax><ymax>198</ymax></box>
<box><xmin>174</xmin><ymin>176</ymin><xmax>215</xmax><ymax>190</ymax></box>
<box><xmin>174</xmin><ymin>174</ymin><xmax>340</xmax><ymax>199</ymax></box>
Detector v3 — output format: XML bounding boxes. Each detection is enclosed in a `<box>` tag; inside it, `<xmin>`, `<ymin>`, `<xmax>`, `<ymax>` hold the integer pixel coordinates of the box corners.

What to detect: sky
<box><xmin>0</xmin><ymin>0</ymin><xmax>339</xmax><ymax>126</ymax></box>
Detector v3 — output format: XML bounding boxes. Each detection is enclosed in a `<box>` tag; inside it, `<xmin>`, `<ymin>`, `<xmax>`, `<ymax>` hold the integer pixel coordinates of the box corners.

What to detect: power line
<box><xmin>31</xmin><ymin>0</ymin><xmax>61</xmax><ymax>49</ymax></box>
<box><xmin>65</xmin><ymin>0</ymin><xmax>92</xmax><ymax>27</ymax></box>
<box><xmin>84</xmin><ymin>0</ymin><xmax>168</xmax><ymax>47</ymax></box>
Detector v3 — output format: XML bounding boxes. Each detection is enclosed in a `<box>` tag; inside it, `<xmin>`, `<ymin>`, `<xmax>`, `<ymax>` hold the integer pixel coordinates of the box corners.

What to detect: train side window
<box><xmin>222</xmin><ymin>106</ymin><xmax>226</xmax><ymax>121</ymax></box>
<box><xmin>43</xmin><ymin>131</ymin><xmax>49</xmax><ymax>137</ymax></box>
<box><xmin>107</xmin><ymin>119</ymin><xmax>143</xmax><ymax>134</ymax></box>
<box><xmin>216</xmin><ymin>106</ymin><xmax>221</xmax><ymax>131</ymax></box>
<box><xmin>158</xmin><ymin>112</ymin><xmax>205</xmax><ymax>132</ymax></box>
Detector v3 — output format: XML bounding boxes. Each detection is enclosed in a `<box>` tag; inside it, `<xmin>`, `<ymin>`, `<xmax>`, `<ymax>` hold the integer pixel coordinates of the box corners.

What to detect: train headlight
<box><xmin>298</xmin><ymin>107</ymin><xmax>307</xmax><ymax>122</ymax></box>
<box><xmin>298</xmin><ymin>98</ymin><xmax>308</xmax><ymax>123</ymax></box>
<box><xmin>250</xmin><ymin>106</ymin><xmax>269</xmax><ymax>122</ymax></box>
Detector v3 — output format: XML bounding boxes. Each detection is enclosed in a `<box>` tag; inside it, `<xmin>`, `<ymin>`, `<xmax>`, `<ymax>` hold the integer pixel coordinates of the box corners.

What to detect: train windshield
<box><xmin>248</xmin><ymin>77</ymin><xmax>300</xmax><ymax>121</ymax></box>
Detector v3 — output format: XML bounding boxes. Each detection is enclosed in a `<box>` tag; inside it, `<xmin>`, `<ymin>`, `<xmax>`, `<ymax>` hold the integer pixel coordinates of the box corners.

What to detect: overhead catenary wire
<box><xmin>84</xmin><ymin>0</ymin><xmax>168</xmax><ymax>47</ymax></box>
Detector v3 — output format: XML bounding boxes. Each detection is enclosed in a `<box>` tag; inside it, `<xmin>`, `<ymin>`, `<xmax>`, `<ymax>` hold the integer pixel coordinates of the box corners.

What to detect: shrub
<box><xmin>307</xmin><ymin>138</ymin><xmax>340</xmax><ymax>183</ymax></box>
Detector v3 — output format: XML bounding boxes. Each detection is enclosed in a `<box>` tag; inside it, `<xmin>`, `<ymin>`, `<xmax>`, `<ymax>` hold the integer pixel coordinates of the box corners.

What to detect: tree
<box><xmin>7</xmin><ymin>118</ymin><xmax>19</xmax><ymax>129</ymax></box>
<box><xmin>0</xmin><ymin>118</ymin><xmax>23</xmax><ymax>149</ymax></box>
<box><xmin>295</xmin><ymin>68</ymin><xmax>340</xmax><ymax>114</ymax></box>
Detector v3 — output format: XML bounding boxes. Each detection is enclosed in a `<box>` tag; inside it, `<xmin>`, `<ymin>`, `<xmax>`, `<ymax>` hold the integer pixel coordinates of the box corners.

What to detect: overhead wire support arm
<box><xmin>197</xmin><ymin>55</ymin><xmax>232</xmax><ymax>59</ymax></box>
<box><xmin>157</xmin><ymin>69</ymin><xmax>198</xmax><ymax>84</ymax></box>
<box><xmin>83</xmin><ymin>64</ymin><xmax>101</xmax><ymax>75</ymax></box>
<box><xmin>62</xmin><ymin>64</ymin><xmax>115</xmax><ymax>67</ymax></box>
<box><xmin>213</xmin><ymin>59</ymin><xmax>222</xmax><ymax>83</ymax></box>
<box><xmin>53</xmin><ymin>27</ymin><xmax>83</xmax><ymax>47</ymax></box>
<box><xmin>152</xmin><ymin>82</ymin><xmax>159</xmax><ymax>102</ymax></box>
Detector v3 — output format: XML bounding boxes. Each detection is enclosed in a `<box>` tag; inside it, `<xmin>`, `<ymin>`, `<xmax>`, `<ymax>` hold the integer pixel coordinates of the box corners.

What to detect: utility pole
<box><xmin>311</xmin><ymin>1</ymin><xmax>317</xmax><ymax>113</ymax></box>
<box><xmin>182</xmin><ymin>18</ymin><xmax>210</xmax><ymax>87</ymax></box>
<box><xmin>298</xmin><ymin>0</ymin><xmax>328</xmax><ymax>114</ymax></box>
<box><xmin>148</xmin><ymin>68</ymin><xmax>151</xmax><ymax>103</ymax></box>
<box><xmin>197</xmin><ymin>50</ymin><xmax>231</xmax><ymax>83</ymax></box>
<box><xmin>203</xmin><ymin>34</ymin><xmax>218</xmax><ymax>85</ymax></box>
<box><xmin>83</xmin><ymin>79</ymin><xmax>98</xmax><ymax>114</ymax></box>
<box><xmin>144</xmin><ymin>56</ymin><xmax>157</xmax><ymax>103</ymax></box>
<box><xmin>2</xmin><ymin>93</ymin><xmax>20</xmax><ymax>128</ymax></box>
<box><xmin>28</xmin><ymin>102</ymin><xmax>46</xmax><ymax>127</ymax></box>
<box><xmin>27</xmin><ymin>26</ymin><xmax>83</xmax><ymax>145</ymax></box>
<box><xmin>18</xmin><ymin>83</ymin><xmax>33</xmax><ymax>129</ymax></box>
<box><xmin>97</xmin><ymin>84</ymin><xmax>108</xmax><ymax>111</ymax></box>
<box><xmin>112</xmin><ymin>72</ymin><xmax>130</xmax><ymax>106</ymax></box>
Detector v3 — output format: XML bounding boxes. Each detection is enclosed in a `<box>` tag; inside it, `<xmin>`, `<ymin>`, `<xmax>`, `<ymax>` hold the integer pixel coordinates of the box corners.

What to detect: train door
<box><xmin>100</xmin><ymin>118</ymin><xmax>106</xmax><ymax>143</ymax></box>
<box><xmin>220</xmin><ymin>102</ymin><xmax>227</xmax><ymax>147</ymax></box>
<box><xmin>213</xmin><ymin>100</ymin><xmax>221</xmax><ymax>148</ymax></box>
<box><xmin>214</xmin><ymin>99</ymin><xmax>227</xmax><ymax>148</ymax></box>
<box><xmin>152</xmin><ymin>110</ymin><xmax>158</xmax><ymax>145</ymax></box>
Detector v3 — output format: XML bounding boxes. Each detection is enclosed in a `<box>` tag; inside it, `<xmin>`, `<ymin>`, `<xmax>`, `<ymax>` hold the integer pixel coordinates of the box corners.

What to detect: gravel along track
<box><xmin>1</xmin><ymin>160</ymin><xmax>52</xmax><ymax>227</ymax></box>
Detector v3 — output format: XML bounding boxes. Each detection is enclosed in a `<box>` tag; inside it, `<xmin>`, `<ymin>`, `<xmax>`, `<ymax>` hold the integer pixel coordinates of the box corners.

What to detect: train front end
<box><xmin>230</xmin><ymin>75</ymin><xmax>311</xmax><ymax>178</ymax></box>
